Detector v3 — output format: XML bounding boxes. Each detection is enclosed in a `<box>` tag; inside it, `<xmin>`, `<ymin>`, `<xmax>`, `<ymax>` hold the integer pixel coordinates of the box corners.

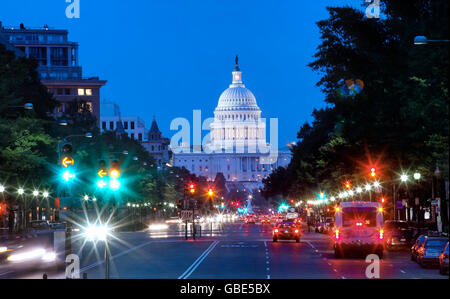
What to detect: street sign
<box><xmin>181</xmin><ymin>210</ymin><xmax>193</xmax><ymax>221</ymax></box>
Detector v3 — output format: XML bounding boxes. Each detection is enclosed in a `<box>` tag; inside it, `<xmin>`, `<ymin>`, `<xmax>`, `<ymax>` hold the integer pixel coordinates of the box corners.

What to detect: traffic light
<box><xmin>208</xmin><ymin>188</ymin><xmax>214</xmax><ymax>197</ymax></box>
<box><xmin>344</xmin><ymin>180</ymin><xmax>351</xmax><ymax>189</ymax></box>
<box><xmin>96</xmin><ymin>159</ymin><xmax>108</xmax><ymax>189</ymax></box>
<box><xmin>60</xmin><ymin>142</ymin><xmax>75</xmax><ymax>181</ymax></box>
<box><xmin>370</xmin><ymin>167</ymin><xmax>376</xmax><ymax>178</ymax></box>
<box><xmin>381</xmin><ymin>197</ymin><xmax>385</xmax><ymax>204</ymax></box>
<box><xmin>109</xmin><ymin>160</ymin><xmax>121</xmax><ymax>179</ymax></box>
<box><xmin>220</xmin><ymin>202</ymin><xmax>225</xmax><ymax>209</ymax></box>
<box><xmin>189</xmin><ymin>184</ymin><xmax>195</xmax><ymax>195</ymax></box>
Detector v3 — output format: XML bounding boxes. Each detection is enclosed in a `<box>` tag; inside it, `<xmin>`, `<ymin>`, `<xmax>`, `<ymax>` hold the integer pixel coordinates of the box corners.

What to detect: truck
<box><xmin>334</xmin><ymin>201</ymin><xmax>384</xmax><ymax>259</ymax></box>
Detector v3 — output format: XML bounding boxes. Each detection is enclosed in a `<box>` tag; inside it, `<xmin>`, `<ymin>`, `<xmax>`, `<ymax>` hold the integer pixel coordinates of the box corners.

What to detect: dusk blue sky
<box><xmin>1</xmin><ymin>0</ymin><xmax>363</xmax><ymax>147</ymax></box>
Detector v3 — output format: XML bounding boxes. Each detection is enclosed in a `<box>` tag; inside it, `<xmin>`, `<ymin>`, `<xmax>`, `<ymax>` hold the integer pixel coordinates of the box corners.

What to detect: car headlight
<box><xmin>42</xmin><ymin>252</ymin><xmax>57</xmax><ymax>262</ymax></box>
<box><xmin>0</xmin><ymin>246</ymin><xmax>9</xmax><ymax>253</ymax></box>
<box><xmin>7</xmin><ymin>248</ymin><xmax>46</xmax><ymax>262</ymax></box>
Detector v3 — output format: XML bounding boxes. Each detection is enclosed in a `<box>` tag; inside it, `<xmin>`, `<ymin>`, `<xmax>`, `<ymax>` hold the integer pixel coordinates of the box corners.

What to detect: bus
<box><xmin>334</xmin><ymin>202</ymin><xmax>384</xmax><ymax>259</ymax></box>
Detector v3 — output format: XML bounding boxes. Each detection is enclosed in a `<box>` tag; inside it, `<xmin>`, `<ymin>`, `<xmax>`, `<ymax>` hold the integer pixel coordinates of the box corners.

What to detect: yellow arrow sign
<box><xmin>98</xmin><ymin>169</ymin><xmax>108</xmax><ymax>177</ymax></box>
<box><xmin>62</xmin><ymin>157</ymin><xmax>74</xmax><ymax>168</ymax></box>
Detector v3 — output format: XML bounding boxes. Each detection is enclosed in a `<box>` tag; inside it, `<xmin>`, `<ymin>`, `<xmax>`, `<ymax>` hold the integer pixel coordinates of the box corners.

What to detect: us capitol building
<box><xmin>173</xmin><ymin>57</ymin><xmax>291</xmax><ymax>191</ymax></box>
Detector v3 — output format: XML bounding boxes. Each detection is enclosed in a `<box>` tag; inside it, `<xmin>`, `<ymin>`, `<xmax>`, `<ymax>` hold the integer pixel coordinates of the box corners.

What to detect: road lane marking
<box><xmin>0</xmin><ymin>271</ymin><xmax>13</xmax><ymax>277</ymax></box>
<box><xmin>77</xmin><ymin>239</ymin><xmax>207</xmax><ymax>276</ymax></box>
<box><xmin>178</xmin><ymin>240</ymin><xmax>219</xmax><ymax>279</ymax></box>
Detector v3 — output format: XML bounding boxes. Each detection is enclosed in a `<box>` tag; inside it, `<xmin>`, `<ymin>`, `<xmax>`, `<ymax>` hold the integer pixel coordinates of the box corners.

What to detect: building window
<box><xmin>130</xmin><ymin>122</ymin><xmax>135</xmax><ymax>130</ymax></box>
<box><xmin>65</xmin><ymin>88</ymin><xmax>71</xmax><ymax>95</ymax></box>
<box><xmin>78</xmin><ymin>88</ymin><xmax>85</xmax><ymax>96</ymax></box>
<box><xmin>123</xmin><ymin>122</ymin><xmax>128</xmax><ymax>130</ymax></box>
<box><xmin>57</xmin><ymin>89</ymin><xmax>63</xmax><ymax>95</ymax></box>
<box><xmin>138</xmin><ymin>133</ymin><xmax>142</xmax><ymax>141</ymax></box>
<box><xmin>50</xmin><ymin>47</ymin><xmax>68</xmax><ymax>66</ymax></box>
<box><xmin>102</xmin><ymin>122</ymin><xmax>106</xmax><ymax>130</ymax></box>
<box><xmin>109</xmin><ymin>121</ymin><xmax>114</xmax><ymax>130</ymax></box>
<box><xmin>151</xmin><ymin>146</ymin><xmax>154</xmax><ymax>151</ymax></box>
<box><xmin>85</xmin><ymin>89</ymin><xmax>92</xmax><ymax>96</ymax></box>
<box><xmin>29</xmin><ymin>47</ymin><xmax>47</xmax><ymax>66</ymax></box>
<box><xmin>131</xmin><ymin>133</ymin><xmax>135</xmax><ymax>140</ymax></box>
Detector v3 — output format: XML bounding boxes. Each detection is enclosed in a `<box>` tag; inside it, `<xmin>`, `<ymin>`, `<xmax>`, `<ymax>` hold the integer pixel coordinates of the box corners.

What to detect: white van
<box><xmin>334</xmin><ymin>201</ymin><xmax>384</xmax><ymax>258</ymax></box>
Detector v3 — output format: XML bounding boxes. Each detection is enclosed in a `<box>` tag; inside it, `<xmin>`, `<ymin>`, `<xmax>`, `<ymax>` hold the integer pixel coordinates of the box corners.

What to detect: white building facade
<box><xmin>173</xmin><ymin>59</ymin><xmax>291</xmax><ymax>191</ymax></box>
<box><xmin>100</xmin><ymin>101</ymin><xmax>147</xmax><ymax>142</ymax></box>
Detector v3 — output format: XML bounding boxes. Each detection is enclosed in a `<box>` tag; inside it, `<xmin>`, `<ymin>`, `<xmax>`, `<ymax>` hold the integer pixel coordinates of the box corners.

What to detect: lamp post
<box><xmin>83</xmin><ymin>224</ymin><xmax>111</xmax><ymax>279</ymax></box>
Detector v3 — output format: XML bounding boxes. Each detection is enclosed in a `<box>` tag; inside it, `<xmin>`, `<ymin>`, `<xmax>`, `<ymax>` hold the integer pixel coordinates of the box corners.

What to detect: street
<box><xmin>1</xmin><ymin>221</ymin><xmax>445</xmax><ymax>279</ymax></box>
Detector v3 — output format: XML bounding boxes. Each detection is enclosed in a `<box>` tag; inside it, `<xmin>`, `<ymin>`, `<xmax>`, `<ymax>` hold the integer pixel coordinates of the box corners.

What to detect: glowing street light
<box><xmin>83</xmin><ymin>195</ymin><xmax>89</xmax><ymax>201</ymax></box>
<box><xmin>0</xmin><ymin>185</ymin><xmax>5</xmax><ymax>193</ymax></box>
<box><xmin>373</xmin><ymin>181</ymin><xmax>381</xmax><ymax>188</ymax></box>
<box><xmin>42</xmin><ymin>191</ymin><xmax>49</xmax><ymax>198</ymax></box>
<box><xmin>18</xmin><ymin>188</ymin><xmax>25</xmax><ymax>195</ymax></box>
<box><xmin>365</xmin><ymin>184</ymin><xmax>372</xmax><ymax>191</ymax></box>
<box><xmin>414</xmin><ymin>172</ymin><xmax>421</xmax><ymax>180</ymax></box>
<box><xmin>400</xmin><ymin>174</ymin><xmax>409</xmax><ymax>182</ymax></box>
<box><xmin>32</xmin><ymin>190</ymin><xmax>39</xmax><ymax>197</ymax></box>
<box><xmin>356</xmin><ymin>187</ymin><xmax>363</xmax><ymax>193</ymax></box>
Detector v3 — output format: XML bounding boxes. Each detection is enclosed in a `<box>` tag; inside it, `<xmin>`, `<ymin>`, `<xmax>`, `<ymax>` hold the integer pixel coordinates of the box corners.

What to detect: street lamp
<box><xmin>32</xmin><ymin>190</ymin><xmax>39</xmax><ymax>197</ymax></box>
<box><xmin>400</xmin><ymin>174</ymin><xmax>409</xmax><ymax>183</ymax></box>
<box><xmin>83</xmin><ymin>224</ymin><xmax>111</xmax><ymax>279</ymax></box>
<box><xmin>17</xmin><ymin>188</ymin><xmax>25</xmax><ymax>195</ymax></box>
<box><xmin>413</xmin><ymin>172</ymin><xmax>421</xmax><ymax>181</ymax></box>
<box><xmin>414</xmin><ymin>36</ymin><xmax>449</xmax><ymax>45</ymax></box>
<box><xmin>42</xmin><ymin>191</ymin><xmax>49</xmax><ymax>198</ymax></box>
<box><xmin>0</xmin><ymin>185</ymin><xmax>5</xmax><ymax>193</ymax></box>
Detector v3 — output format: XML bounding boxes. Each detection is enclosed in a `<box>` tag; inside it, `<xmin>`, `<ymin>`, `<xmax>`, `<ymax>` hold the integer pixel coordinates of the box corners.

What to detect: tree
<box><xmin>263</xmin><ymin>0</ymin><xmax>448</xmax><ymax>202</ymax></box>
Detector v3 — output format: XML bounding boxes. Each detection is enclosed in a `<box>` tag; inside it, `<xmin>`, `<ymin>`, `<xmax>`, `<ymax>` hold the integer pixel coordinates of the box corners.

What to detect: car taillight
<box><xmin>274</xmin><ymin>229</ymin><xmax>279</xmax><ymax>233</ymax></box>
<box><xmin>379</xmin><ymin>229</ymin><xmax>384</xmax><ymax>240</ymax></box>
<box><xmin>295</xmin><ymin>229</ymin><xmax>299</xmax><ymax>233</ymax></box>
<box><xmin>356</xmin><ymin>222</ymin><xmax>363</xmax><ymax>227</ymax></box>
<box><xmin>335</xmin><ymin>229</ymin><xmax>340</xmax><ymax>240</ymax></box>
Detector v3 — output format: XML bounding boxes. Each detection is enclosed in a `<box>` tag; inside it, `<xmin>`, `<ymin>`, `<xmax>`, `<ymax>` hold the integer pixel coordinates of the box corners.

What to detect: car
<box><xmin>244</xmin><ymin>215</ymin><xmax>256</xmax><ymax>224</ymax></box>
<box><xmin>29</xmin><ymin>220</ymin><xmax>50</xmax><ymax>232</ymax></box>
<box><xmin>411</xmin><ymin>235</ymin><xmax>427</xmax><ymax>261</ymax></box>
<box><xmin>333</xmin><ymin>202</ymin><xmax>384</xmax><ymax>259</ymax></box>
<box><xmin>49</xmin><ymin>222</ymin><xmax>66</xmax><ymax>230</ymax></box>
<box><xmin>384</xmin><ymin>220</ymin><xmax>414</xmax><ymax>250</ymax></box>
<box><xmin>260</xmin><ymin>217</ymin><xmax>271</xmax><ymax>225</ymax></box>
<box><xmin>273</xmin><ymin>220</ymin><xmax>301</xmax><ymax>243</ymax></box>
<box><xmin>316</xmin><ymin>218</ymin><xmax>333</xmax><ymax>234</ymax></box>
<box><xmin>416</xmin><ymin>237</ymin><xmax>449</xmax><ymax>268</ymax></box>
<box><xmin>439</xmin><ymin>242</ymin><xmax>449</xmax><ymax>275</ymax></box>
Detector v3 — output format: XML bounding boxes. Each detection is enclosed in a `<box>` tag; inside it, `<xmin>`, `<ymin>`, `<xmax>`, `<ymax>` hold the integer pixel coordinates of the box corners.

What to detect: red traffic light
<box><xmin>344</xmin><ymin>180</ymin><xmax>351</xmax><ymax>189</ymax></box>
<box><xmin>370</xmin><ymin>167</ymin><xmax>376</xmax><ymax>178</ymax></box>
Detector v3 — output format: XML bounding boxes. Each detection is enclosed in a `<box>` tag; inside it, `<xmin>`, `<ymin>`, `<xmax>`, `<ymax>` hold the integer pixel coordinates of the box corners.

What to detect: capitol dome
<box><xmin>216</xmin><ymin>87</ymin><xmax>259</xmax><ymax>111</ymax></box>
<box><xmin>215</xmin><ymin>57</ymin><xmax>261</xmax><ymax>113</ymax></box>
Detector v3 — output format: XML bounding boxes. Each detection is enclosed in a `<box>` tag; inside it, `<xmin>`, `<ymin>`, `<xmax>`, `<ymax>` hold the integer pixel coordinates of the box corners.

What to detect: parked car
<box><xmin>416</xmin><ymin>237</ymin><xmax>449</xmax><ymax>268</ymax></box>
<box><xmin>29</xmin><ymin>220</ymin><xmax>50</xmax><ymax>232</ymax></box>
<box><xmin>411</xmin><ymin>235</ymin><xmax>427</xmax><ymax>261</ymax></box>
<box><xmin>384</xmin><ymin>220</ymin><xmax>414</xmax><ymax>250</ymax></box>
<box><xmin>439</xmin><ymin>242</ymin><xmax>449</xmax><ymax>275</ymax></box>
